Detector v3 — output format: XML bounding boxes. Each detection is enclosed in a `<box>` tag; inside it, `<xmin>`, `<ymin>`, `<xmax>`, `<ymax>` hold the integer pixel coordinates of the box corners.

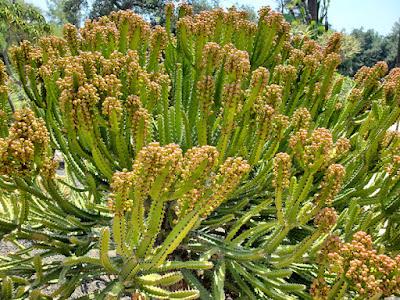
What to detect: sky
<box><xmin>26</xmin><ymin>0</ymin><xmax>400</xmax><ymax>35</ymax></box>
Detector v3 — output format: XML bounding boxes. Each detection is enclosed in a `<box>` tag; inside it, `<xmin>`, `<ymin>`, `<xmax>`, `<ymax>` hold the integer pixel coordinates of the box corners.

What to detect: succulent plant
<box><xmin>0</xmin><ymin>3</ymin><xmax>399</xmax><ymax>299</ymax></box>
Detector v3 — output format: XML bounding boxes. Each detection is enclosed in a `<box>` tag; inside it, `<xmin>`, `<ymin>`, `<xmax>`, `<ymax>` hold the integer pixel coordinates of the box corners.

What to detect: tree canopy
<box><xmin>340</xmin><ymin>23</ymin><xmax>400</xmax><ymax>75</ymax></box>
<box><xmin>0</xmin><ymin>0</ymin><xmax>50</xmax><ymax>51</ymax></box>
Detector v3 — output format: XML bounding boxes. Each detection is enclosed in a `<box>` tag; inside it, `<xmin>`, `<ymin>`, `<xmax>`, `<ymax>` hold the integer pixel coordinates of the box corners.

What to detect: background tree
<box><xmin>339</xmin><ymin>25</ymin><xmax>399</xmax><ymax>76</ymax></box>
<box><xmin>397</xmin><ymin>29</ymin><xmax>400</xmax><ymax>67</ymax></box>
<box><xmin>387</xmin><ymin>20</ymin><xmax>400</xmax><ymax>68</ymax></box>
<box><xmin>47</xmin><ymin>0</ymin><xmax>87</xmax><ymax>27</ymax></box>
<box><xmin>46</xmin><ymin>0</ymin><xmax>68</xmax><ymax>25</ymax></box>
<box><xmin>89</xmin><ymin>0</ymin><xmax>164</xmax><ymax>22</ymax></box>
<box><xmin>277</xmin><ymin>0</ymin><xmax>330</xmax><ymax>31</ymax></box>
<box><xmin>0</xmin><ymin>0</ymin><xmax>50</xmax><ymax>110</ymax></box>
<box><xmin>0</xmin><ymin>0</ymin><xmax>50</xmax><ymax>61</ymax></box>
<box><xmin>63</xmin><ymin>0</ymin><xmax>88</xmax><ymax>26</ymax></box>
<box><xmin>46</xmin><ymin>0</ymin><xmax>225</xmax><ymax>26</ymax></box>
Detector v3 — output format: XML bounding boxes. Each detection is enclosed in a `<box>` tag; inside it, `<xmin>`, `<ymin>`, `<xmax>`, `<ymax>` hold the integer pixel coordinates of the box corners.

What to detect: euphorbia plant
<box><xmin>0</xmin><ymin>3</ymin><xmax>399</xmax><ymax>299</ymax></box>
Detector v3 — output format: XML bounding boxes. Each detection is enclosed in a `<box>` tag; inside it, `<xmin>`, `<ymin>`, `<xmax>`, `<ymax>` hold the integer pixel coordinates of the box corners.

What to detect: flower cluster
<box><xmin>305</xmin><ymin>128</ymin><xmax>333</xmax><ymax>165</ymax></box>
<box><xmin>0</xmin><ymin>109</ymin><xmax>50</xmax><ymax>176</ymax></box>
<box><xmin>0</xmin><ymin>61</ymin><xmax>8</xmax><ymax>97</ymax></box>
<box><xmin>201</xmin><ymin>42</ymin><xmax>222</xmax><ymax>73</ymax></box>
<box><xmin>174</xmin><ymin>146</ymin><xmax>219</xmax><ymax>218</ymax></box>
<box><xmin>291</xmin><ymin>107</ymin><xmax>311</xmax><ymax>130</ymax></box>
<box><xmin>197</xmin><ymin>76</ymin><xmax>216</xmax><ymax>115</ymax></box>
<box><xmin>271</xmin><ymin>114</ymin><xmax>290</xmax><ymax>139</ymax></box>
<box><xmin>126</xmin><ymin>95</ymin><xmax>151</xmax><ymax>147</ymax></box>
<box><xmin>102</xmin><ymin>96</ymin><xmax>123</xmax><ymax>120</ymax></box>
<box><xmin>309</xmin><ymin>277</ymin><xmax>330</xmax><ymax>300</ymax></box>
<box><xmin>383</xmin><ymin>68</ymin><xmax>400</xmax><ymax>105</ymax></box>
<box><xmin>273</xmin><ymin>152</ymin><xmax>292</xmax><ymax>188</ymax></box>
<box><xmin>385</xmin><ymin>155</ymin><xmax>400</xmax><ymax>179</ymax></box>
<box><xmin>180</xmin><ymin>146</ymin><xmax>219</xmax><ymax>183</ymax></box>
<box><xmin>289</xmin><ymin>128</ymin><xmax>335</xmax><ymax>169</ymax></box>
<box><xmin>380</xmin><ymin>131</ymin><xmax>400</xmax><ymax>179</ymax></box>
<box><xmin>132</xmin><ymin>143</ymin><xmax>183</xmax><ymax>200</ymax></box>
<box><xmin>355</xmin><ymin>61</ymin><xmax>388</xmax><ymax>89</ymax></box>
<box><xmin>249</xmin><ymin>67</ymin><xmax>269</xmax><ymax>99</ymax></box>
<box><xmin>316</xmin><ymin>164</ymin><xmax>346</xmax><ymax>205</ymax></box>
<box><xmin>40</xmin><ymin>157</ymin><xmax>59</xmax><ymax>179</ymax></box>
<box><xmin>177</xmin><ymin>7</ymin><xmax>254</xmax><ymax>42</ymax></box>
<box><xmin>255</xmin><ymin>104</ymin><xmax>275</xmax><ymax>137</ymax></box>
<box><xmin>314</xmin><ymin>231</ymin><xmax>400</xmax><ymax>298</ymax></box>
<box><xmin>174</xmin><ymin>147</ymin><xmax>249</xmax><ymax>220</ymax></box>
<box><xmin>262</xmin><ymin>84</ymin><xmax>283</xmax><ymax>110</ymax></box>
<box><xmin>224</xmin><ymin>45</ymin><xmax>250</xmax><ymax>81</ymax></box>
<box><xmin>203</xmin><ymin>157</ymin><xmax>250</xmax><ymax>217</ymax></box>
<box><xmin>109</xmin><ymin>170</ymin><xmax>135</xmax><ymax>214</ymax></box>
<box><xmin>314</xmin><ymin>207</ymin><xmax>338</xmax><ymax>232</ymax></box>
<box><xmin>108</xmin><ymin>143</ymin><xmax>248</xmax><ymax>220</ymax></box>
<box><xmin>108</xmin><ymin>143</ymin><xmax>183</xmax><ymax>214</ymax></box>
<box><xmin>334</xmin><ymin>137</ymin><xmax>351</xmax><ymax>155</ymax></box>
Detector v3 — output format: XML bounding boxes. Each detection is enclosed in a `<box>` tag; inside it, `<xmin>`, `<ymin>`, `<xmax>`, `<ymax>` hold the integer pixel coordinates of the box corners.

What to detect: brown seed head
<box><xmin>314</xmin><ymin>207</ymin><xmax>338</xmax><ymax>232</ymax></box>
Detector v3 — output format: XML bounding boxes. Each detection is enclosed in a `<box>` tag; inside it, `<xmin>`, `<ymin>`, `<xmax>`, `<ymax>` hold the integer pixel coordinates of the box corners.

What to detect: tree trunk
<box><xmin>396</xmin><ymin>29</ymin><xmax>400</xmax><ymax>67</ymax></box>
<box><xmin>307</xmin><ymin>0</ymin><xmax>318</xmax><ymax>23</ymax></box>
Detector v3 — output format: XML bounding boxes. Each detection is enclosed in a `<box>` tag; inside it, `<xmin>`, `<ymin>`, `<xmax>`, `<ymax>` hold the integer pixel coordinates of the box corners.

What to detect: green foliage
<box><xmin>340</xmin><ymin>23</ymin><xmax>400</xmax><ymax>76</ymax></box>
<box><xmin>278</xmin><ymin>0</ymin><xmax>330</xmax><ymax>32</ymax></box>
<box><xmin>89</xmin><ymin>0</ymin><xmax>166</xmax><ymax>20</ymax></box>
<box><xmin>0</xmin><ymin>0</ymin><xmax>50</xmax><ymax>50</ymax></box>
<box><xmin>46</xmin><ymin>0</ymin><xmax>71</xmax><ymax>26</ymax></box>
<box><xmin>46</xmin><ymin>0</ymin><xmax>231</xmax><ymax>32</ymax></box>
<box><xmin>0</xmin><ymin>0</ymin><xmax>51</xmax><ymax>113</ymax></box>
<box><xmin>0</xmin><ymin>3</ymin><xmax>399</xmax><ymax>299</ymax></box>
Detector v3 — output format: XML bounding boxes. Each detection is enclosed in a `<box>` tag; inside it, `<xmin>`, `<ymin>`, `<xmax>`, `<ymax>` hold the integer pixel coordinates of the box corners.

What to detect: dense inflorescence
<box><xmin>313</xmin><ymin>232</ymin><xmax>400</xmax><ymax>298</ymax></box>
<box><xmin>0</xmin><ymin>109</ymin><xmax>51</xmax><ymax>177</ymax></box>
<box><xmin>0</xmin><ymin>3</ymin><xmax>399</xmax><ymax>299</ymax></box>
<box><xmin>108</xmin><ymin>142</ymin><xmax>249</xmax><ymax>219</ymax></box>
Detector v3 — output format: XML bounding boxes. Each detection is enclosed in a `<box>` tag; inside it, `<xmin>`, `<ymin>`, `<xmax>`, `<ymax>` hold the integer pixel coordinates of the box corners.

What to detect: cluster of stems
<box><xmin>0</xmin><ymin>3</ymin><xmax>398</xmax><ymax>299</ymax></box>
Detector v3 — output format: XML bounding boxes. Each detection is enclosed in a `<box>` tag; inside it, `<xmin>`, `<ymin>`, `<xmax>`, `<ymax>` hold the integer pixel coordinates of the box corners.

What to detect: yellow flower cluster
<box><xmin>177</xmin><ymin>7</ymin><xmax>254</xmax><ymax>39</ymax></box>
<box><xmin>355</xmin><ymin>61</ymin><xmax>388</xmax><ymax>90</ymax></box>
<box><xmin>108</xmin><ymin>170</ymin><xmax>135</xmax><ymax>214</ymax></box>
<box><xmin>132</xmin><ymin>142</ymin><xmax>183</xmax><ymax>200</ymax></box>
<box><xmin>108</xmin><ymin>143</ymin><xmax>248</xmax><ymax>219</ymax></box>
<box><xmin>0</xmin><ymin>61</ymin><xmax>7</xmax><ymax>85</ymax></box>
<box><xmin>316</xmin><ymin>164</ymin><xmax>346</xmax><ymax>205</ymax></box>
<box><xmin>197</xmin><ymin>76</ymin><xmax>215</xmax><ymax>116</ymax></box>
<box><xmin>264</xmin><ymin>84</ymin><xmax>284</xmax><ymax>110</ymax></box>
<box><xmin>0</xmin><ymin>109</ymin><xmax>50</xmax><ymax>176</ymax></box>
<box><xmin>383</xmin><ymin>68</ymin><xmax>400</xmax><ymax>105</ymax></box>
<box><xmin>0</xmin><ymin>62</ymin><xmax>8</xmax><ymax>98</ymax></box>
<box><xmin>289</xmin><ymin>127</ymin><xmax>348</xmax><ymax>170</ymax></box>
<box><xmin>40</xmin><ymin>157</ymin><xmax>59</xmax><ymax>180</ymax></box>
<box><xmin>249</xmin><ymin>67</ymin><xmax>269</xmax><ymax>98</ymax></box>
<box><xmin>291</xmin><ymin>107</ymin><xmax>311</xmax><ymax>130</ymax></box>
<box><xmin>176</xmin><ymin>146</ymin><xmax>220</xmax><ymax>218</ymax></box>
<box><xmin>224</xmin><ymin>44</ymin><xmax>250</xmax><ymax>81</ymax></box>
<box><xmin>203</xmin><ymin>157</ymin><xmax>250</xmax><ymax>217</ymax></box>
<box><xmin>314</xmin><ymin>207</ymin><xmax>338</xmax><ymax>232</ymax></box>
<box><xmin>201</xmin><ymin>42</ymin><xmax>222</xmax><ymax>73</ymax></box>
<box><xmin>273</xmin><ymin>152</ymin><xmax>291</xmax><ymax>188</ymax></box>
<box><xmin>314</xmin><ymin>231</ymin><xmax>400</xmax><ymax>298</ymax></box>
